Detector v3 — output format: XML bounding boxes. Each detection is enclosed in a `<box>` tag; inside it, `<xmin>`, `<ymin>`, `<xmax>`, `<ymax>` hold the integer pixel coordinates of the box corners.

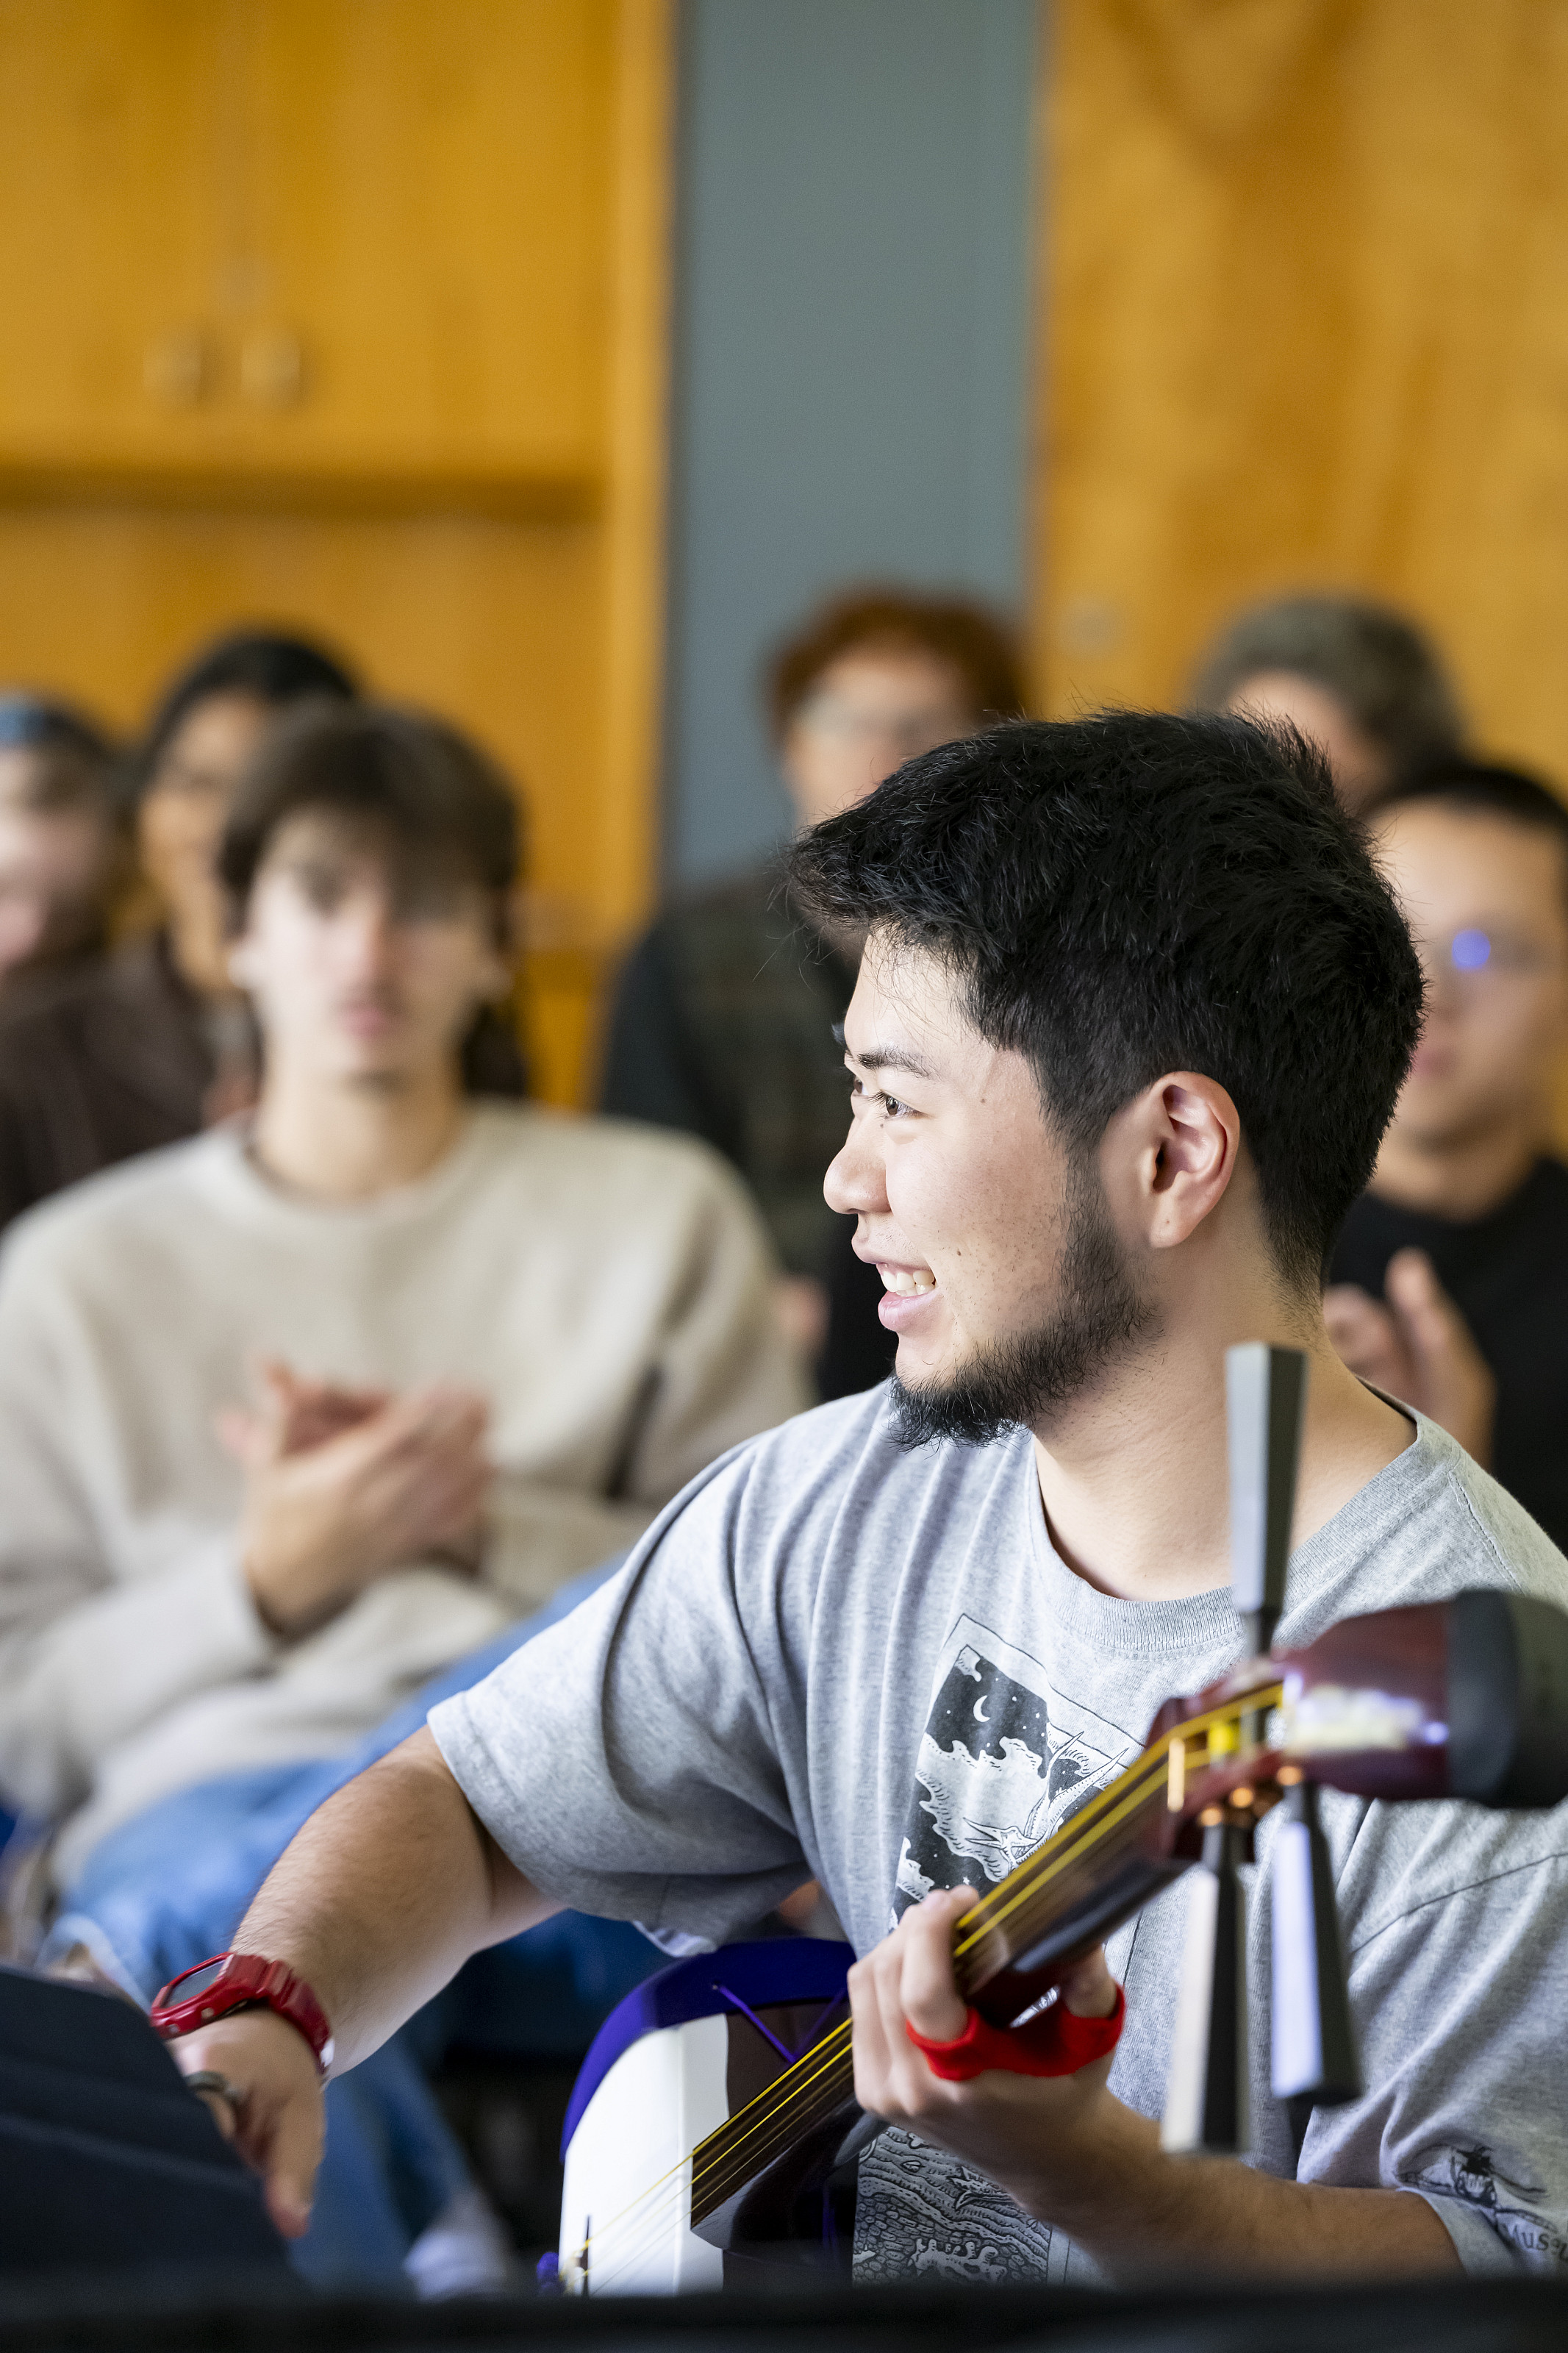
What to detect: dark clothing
<box><xmin>1330</xmin><ymin>1158</ymin><xmax>1568</xmax><ymax>1555</ymax></box>
<box><xmin>0</xmin><ymin>932</ymin><xmax>526</xmax><ymax>1233</ymax></box>
<box><xmin>0</xmin><ymin>936</ymin><xmax>219</xmax><ymax>1229</ymax></box>
<box><xmin>601</xmin><ymin>865</ymin><xmax>856</xmax><ymax>1281</ymax></box>
<box><xmin>600</xmin><ymin>863</ymin><xmax>897</xmax><ymax>1399</ymax></box>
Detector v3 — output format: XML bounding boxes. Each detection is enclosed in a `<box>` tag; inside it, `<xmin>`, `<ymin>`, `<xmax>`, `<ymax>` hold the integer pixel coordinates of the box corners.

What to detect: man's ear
<box><xmin>1105</xmin><ymin>1071</ymin><xmax>1242</xmax><ymax>1251</ymax></box>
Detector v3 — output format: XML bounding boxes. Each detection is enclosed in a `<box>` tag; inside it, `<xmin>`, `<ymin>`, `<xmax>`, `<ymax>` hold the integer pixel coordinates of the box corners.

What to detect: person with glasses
<box><xmin>1326</xmin><ymin>761</ymin><xmax>1568</xmax><ymax>1549</ymax></box>
<box><xmin>600</xmin><ymin>586</ymin><xmax>1026</xmax><ymax>1396</ymax></box>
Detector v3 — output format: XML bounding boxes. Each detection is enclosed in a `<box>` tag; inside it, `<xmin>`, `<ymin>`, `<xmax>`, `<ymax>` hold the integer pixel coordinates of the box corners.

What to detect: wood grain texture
<box><xmin>0</xmin><ymin>0</ymin><xmax>673</xmax><ymax>1104</ymax></box>
<box><xmin>1036</xmin><ymin>0</ymin><xmax>1568</xmax><ymax>788</ymax></box>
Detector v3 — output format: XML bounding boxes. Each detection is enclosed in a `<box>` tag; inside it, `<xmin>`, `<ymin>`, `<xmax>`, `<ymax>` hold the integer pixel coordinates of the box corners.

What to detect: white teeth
<box><xmin>878</xmin><ymin>1265</ymin><xmax>936</xmax><ymax>1296</ymax></box>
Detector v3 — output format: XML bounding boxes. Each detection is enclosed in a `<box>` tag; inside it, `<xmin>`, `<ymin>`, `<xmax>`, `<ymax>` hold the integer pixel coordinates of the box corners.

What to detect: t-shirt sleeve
<box><xmin>427</xmin><ymin>1443</ymin><xmax>814</xmax><ymax>1943</ymax></box>
<box><xmin>1297</xmin><ymin>1796</ymin><xmax>1568</xmax><ymax>2275</ymax></box>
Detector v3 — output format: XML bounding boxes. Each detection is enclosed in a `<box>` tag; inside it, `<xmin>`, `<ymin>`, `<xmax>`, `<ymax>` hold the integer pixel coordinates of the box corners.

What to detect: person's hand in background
<box><xmin>1323</xmin><ymin>1247</ymin><xmax>1495</xmax><ymax>1465</ymax></box>
<box><xmin>218</xmin><ymin>1357</ymin><xmax>492</xmax><ymax>1638</ymax></box>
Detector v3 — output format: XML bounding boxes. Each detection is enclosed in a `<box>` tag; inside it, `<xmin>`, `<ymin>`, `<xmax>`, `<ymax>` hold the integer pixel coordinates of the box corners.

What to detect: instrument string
<box><xmin>573</xmin><ymin>1686</ymin><xmax>1280</xmax><ymax>2281</ymax></box>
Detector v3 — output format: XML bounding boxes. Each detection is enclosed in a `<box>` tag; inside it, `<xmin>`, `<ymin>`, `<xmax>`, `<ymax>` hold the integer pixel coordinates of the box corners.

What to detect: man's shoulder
<box><xmin>0</xmin><ymin>1127</ymin><xmax>230</xmax><ymax>1282</ymax></box>
<box><xmin>1286</xmin><ymin>1416</ymin><xmax>1568</xmax><ymax>1645</ymax></box>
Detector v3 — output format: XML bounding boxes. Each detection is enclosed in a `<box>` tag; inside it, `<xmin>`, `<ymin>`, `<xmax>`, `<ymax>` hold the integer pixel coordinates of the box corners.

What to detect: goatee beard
<box><xmin>889</xmin><ymin>1165</ymin><xmax>1156</xmax><ymax>1450</ymax></box>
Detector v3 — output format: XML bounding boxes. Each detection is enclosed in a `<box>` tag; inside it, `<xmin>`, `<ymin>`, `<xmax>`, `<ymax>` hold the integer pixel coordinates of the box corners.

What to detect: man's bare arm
<box><xmin>167</xmin><ymin>1727</ymin><xmax>559</xmax><ymax>2235</ymax></box>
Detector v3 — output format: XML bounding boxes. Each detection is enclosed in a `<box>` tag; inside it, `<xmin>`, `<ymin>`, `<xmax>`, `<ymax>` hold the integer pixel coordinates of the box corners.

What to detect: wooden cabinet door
<box><xmin>235</xmin><ymin>0</ymin><xmax>617</xmax><ymax>473</ymax></box>
<box><xmin>0</xmin><ymin>1</ymin><xmax>226</xmax><ymax>458</ymax></box>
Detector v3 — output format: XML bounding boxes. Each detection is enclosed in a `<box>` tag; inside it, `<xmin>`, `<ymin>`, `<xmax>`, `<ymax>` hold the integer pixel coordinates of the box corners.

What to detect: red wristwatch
<box><xmin>150</xmin><ymin>1952</ymin><xmax>334</xmax><ymax>2073</ymax></box>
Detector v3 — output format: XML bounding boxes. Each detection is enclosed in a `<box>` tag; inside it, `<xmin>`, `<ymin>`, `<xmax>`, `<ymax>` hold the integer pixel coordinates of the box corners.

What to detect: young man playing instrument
<box><xmin>166</xmin><ymin>714</ymin><xmax>1568</xmax><ymax>2282</ymax></box>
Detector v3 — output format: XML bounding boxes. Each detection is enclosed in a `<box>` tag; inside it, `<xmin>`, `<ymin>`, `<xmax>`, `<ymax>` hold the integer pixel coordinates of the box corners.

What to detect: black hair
<box><xmin>1367</xmin><ymin>757</ymin><xmax>1568</xmax><ymax>873</ymax></box>
<box><xmin>130</xmin><ymin>628</ymin><xmax>358</xmax><ymax>803</ymax></box>
<box><xmin>1192</xmin><ymin>595</ymin><xmax>1461</xmax><ymax>780</ymax></box>
<box><xmin>787</xmin><ymin>711</ymin><xmax>1425</xmax><ymax>1290</ymax></box>
<box><xmin>217</xmin><ymin>700</ymin><xmax>521</xmax><ymax>910</ymax></box>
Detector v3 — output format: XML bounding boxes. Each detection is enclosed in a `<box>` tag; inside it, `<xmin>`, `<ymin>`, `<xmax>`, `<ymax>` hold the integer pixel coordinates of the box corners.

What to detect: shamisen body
<box><xmin>164</xmin><ymin>713</ymin><xmax>1568</xmax><ymax>2283</ymax></box>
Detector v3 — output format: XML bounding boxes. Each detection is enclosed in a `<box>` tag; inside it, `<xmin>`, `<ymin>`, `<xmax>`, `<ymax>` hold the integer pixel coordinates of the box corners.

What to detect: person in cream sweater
<box><xmin>0</xmin><ymin>700</ymin><xmax>807</xmax><ymax>1893</ymax></box>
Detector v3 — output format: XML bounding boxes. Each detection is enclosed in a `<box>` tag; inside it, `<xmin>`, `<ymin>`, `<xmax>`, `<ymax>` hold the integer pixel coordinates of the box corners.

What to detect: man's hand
<box><xmin>220</xmin><ymin>1358</ymin><xmax>493</xmax><ymax>1638</ymax></box>
<box><xmin>848</xmin><ymin>1888</ymin><xmax>1458</xmax><ymax>2279</ymax></box>
<box><xmin>170</xmin><ymin>2007</ymin><xmax>325</xmax><ymax>2240</ymax></box>
<box><xmin>1324</xmin><ymin>1249</ymin><xmax>1495</xmax><ymax>1465</ymax></box>
<box><xmin>850</xmin><ymin>1888</ymin><xmax>1127</xmax><ymax>2216</ymax></box>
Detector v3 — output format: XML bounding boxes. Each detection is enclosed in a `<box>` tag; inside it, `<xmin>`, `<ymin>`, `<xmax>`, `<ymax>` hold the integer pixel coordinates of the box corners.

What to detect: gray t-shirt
<box><xmin>432</xmin><ymin>1390</ymin><xmax>1568</xmax><ymax>2282</ymax></box>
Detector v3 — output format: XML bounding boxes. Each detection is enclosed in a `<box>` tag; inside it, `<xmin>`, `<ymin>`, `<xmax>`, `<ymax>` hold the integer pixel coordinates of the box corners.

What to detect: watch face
<box><xmin>174</xmin><ymin>1957</ymin><xmax>232</xmax><ymax>2001</ymax></box>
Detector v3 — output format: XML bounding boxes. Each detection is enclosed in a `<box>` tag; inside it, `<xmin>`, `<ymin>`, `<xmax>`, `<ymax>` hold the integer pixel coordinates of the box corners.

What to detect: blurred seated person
<box><xmin>0</xmin><ymin>693</ymin><xmax>124</xmax><ymax>988</ymax></box>
<box><xmin>1326</xmin><ymin>762</ymin><xmax>1568</xmax><ymax>1552</ymax></box>
<box><xmin>0</xmin><ymin>629</ymin><xmax>525</xmax><ymax>1231</ymax></box>
<box><xmin>1192</xmin><ymin>592</ymin><xmax>1462</xmax><ymax>812</ymax></box>
<box><xmin>0</xmin><ymin>699</ymin><xmax>805</xmax><ymax>1897</ymax></box>
<box><xmin>601</xmin><ymin>584</ymin><xmax>1026</xmax><ymax>1390</ymax></box>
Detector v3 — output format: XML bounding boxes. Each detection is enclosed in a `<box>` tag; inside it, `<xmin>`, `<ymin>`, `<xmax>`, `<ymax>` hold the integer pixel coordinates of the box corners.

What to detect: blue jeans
<box><xmin>46</xmin><ymin>1561</ymin><xmax>662</xmax><ymax>2288</ymax></box>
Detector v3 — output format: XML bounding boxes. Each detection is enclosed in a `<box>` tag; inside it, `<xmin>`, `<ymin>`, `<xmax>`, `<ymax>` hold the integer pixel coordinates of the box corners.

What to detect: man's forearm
<box><xmin>233</xmin><ymin>1726</ymin><xmax>558</xmax><ymax>2072</ymax></box>
<box><xmin>1009</xmin><ymin>2099</ymin><xmax>1461</xmax><ymax>2280</ymax></box>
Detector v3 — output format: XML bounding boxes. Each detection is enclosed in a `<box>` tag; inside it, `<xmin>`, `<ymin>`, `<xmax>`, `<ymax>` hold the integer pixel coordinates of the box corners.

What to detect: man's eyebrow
<box><xmin>835</xmin><ymin>1032</ymin><xmax>940</xmax><ymax>1082</ymax></box>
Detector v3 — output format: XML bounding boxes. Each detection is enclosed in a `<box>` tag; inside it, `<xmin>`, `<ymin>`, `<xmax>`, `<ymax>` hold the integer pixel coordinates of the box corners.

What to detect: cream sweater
<box><xmin>0</xmin><ymin>1105</ymin><xmax>807</xmax><ymax>1882</ymax></box>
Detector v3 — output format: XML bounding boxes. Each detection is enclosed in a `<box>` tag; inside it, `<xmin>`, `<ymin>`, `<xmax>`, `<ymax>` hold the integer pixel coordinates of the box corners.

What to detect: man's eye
<box><xmin>848</xmin><ymin>1076</ymin><xmax>911</xmax><ymax>1118</ymax></box>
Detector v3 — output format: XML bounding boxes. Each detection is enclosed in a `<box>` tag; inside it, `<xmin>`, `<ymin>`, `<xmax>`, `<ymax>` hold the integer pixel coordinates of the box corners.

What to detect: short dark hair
<box><xmin>1368</xmin><ymin>757</ymin><xmax>1568</xmax><ymax>871</ymax></box>
<box><xmin>766</xmin><ymin>586</ymin><xmax>1027</xmax><ymax>741</ymax></box>
<box><xmin>1192</xmin><ymin>595</ymin><xmax>1461</xmax><ymax>780</ymax></box>
<box><xmin>0</xmin><ymin>693</ymin><xmax>118</xmax><ymax>813</ymax></box>
<box><xmin>132</xmin><ymin>628</ymin><xmax>359</xmax><ymax>803</ymax></box>
<box><xmin>217</xmin><ymin>702</ymin><xmax>522</xmax><ymax>913</ymax></box>
<box><xmin>787</xmin><ymin>711</ymin><xmax>1424</xmax><ymax>1288</ymax></box>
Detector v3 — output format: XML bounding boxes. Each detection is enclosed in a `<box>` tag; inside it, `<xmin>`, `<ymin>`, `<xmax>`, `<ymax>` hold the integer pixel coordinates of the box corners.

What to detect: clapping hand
<box><xmin>218</xmin><ymin>1357</ymin><xmax>493</xmax><ymax>1638</ymax></box>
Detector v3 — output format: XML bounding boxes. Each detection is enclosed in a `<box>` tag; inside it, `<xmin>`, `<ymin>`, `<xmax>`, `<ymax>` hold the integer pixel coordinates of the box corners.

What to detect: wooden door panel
<box><xmin>1037</xmin><ymin>0</ymin><xmax>1568</xmax><ymax>788</ymax></box>
<box><xmin>243</xmin><ymin>0</ymin><xmax>616</xmax><ymax>466</ymax></box>
<box><xmin>0</xmin><ymin>1</ymin><xmax>223</xmax><ymax>449</ymax></box>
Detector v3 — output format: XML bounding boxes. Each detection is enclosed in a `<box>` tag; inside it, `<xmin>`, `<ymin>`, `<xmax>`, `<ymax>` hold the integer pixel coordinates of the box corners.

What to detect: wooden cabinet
<box><xmin>0</xmin><ymin>0</ymin><xmax>670</xmax><ymax>1103</ymax></box>
<box><xmin>0</xmin><ymin>0</ymin><xmax>620</xmax><ymax>489</ymax></box>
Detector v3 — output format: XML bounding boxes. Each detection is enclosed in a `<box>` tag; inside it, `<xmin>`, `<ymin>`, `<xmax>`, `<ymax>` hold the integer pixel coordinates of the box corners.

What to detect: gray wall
<box><xmin>662</xmin><ymin>0</ymin><xmax>1039</xmax><ymax>885</ymax></box>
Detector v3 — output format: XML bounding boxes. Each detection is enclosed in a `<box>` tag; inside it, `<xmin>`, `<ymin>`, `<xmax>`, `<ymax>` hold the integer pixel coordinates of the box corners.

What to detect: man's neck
<box><xmin>1032</xmin><ymin>1320</ymin><xmax>1411</xmax><ymax>1610</ymax></box>
<box><xmin>250</xmin><ymin>1069</ymin><xmax>467</xmax><ymax>1204</ymax></box>
<box><xmin>1369</xmin><ymin>1115</ymin><xmax>1542</xmax><ymax>1224</ymax></box>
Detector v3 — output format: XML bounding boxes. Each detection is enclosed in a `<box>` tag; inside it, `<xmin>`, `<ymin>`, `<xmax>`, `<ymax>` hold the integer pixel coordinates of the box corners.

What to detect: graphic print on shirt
<box><xmin>859</xmin><ymin>1613</ymin><xmax>1141</xmax><ymax>2287</ymax></box>
<box><xmin>892</xmin><ymin>1612</ymin><xmax>1136</xmax><ymax>1924</ymax></box>
<box><xmin>1400</xmin><ymin>2145</ymin><xmax>1568</xmax><ymax>2266</ymax></box>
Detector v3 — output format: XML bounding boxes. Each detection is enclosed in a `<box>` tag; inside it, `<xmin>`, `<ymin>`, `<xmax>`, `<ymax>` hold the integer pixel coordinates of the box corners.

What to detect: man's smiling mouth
<box><xmin>878</xmin><ymin>1264</ymin><xmax>937</xmax><ymax>1296</ymax></box>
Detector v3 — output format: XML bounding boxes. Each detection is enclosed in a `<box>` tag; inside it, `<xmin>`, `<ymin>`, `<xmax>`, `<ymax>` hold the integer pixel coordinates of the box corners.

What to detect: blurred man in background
<box><xmin>1327</xmin><ymin>763</ymin><xmax>1568</xmax><ymax>1552</ymax></box>
<box><xmin>0</xmin><ymin>700</ymin><xmax>803</xmax><ymax>2285</ymax></box>
<box><xmin>1192</xmin><ymin>592</ymin><xmax>1463</xmax><ymax>810</ymax></box>
<box><xmin>601</xmin><ymin>584</ymin><xmax>1026</xmax><ymax>1392</ymax></box>
<box><xmin>0</xmin><ymin>694</ymin><xmax>123</xmax><ymax>988</ymax></box>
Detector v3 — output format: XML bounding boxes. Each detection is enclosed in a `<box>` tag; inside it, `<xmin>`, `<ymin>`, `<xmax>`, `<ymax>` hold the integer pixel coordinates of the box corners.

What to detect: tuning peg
<box><xmin>1227</xmin><ymin>1343</ymin><xmax>1307</xmax><ymax>1659</ymax></box>
<box><xmin>1161</xmin><ymin>1820</ymin><xmax>1250</xmax><ymax>2156</ymax></box>
<box><xmin>1270</xmin><ymin>1778</ymin><xmax>1359</xmax><ymax>2109</ymax></box>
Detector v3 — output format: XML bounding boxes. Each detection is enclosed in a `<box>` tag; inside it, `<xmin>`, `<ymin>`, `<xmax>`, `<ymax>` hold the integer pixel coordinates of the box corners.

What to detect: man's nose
<box><xmin>824</xmin><ymin>1121</ymin><xmax>889</xmax><ymax>1218</ymax></box>
<box><xmin>337</xmin><ymin>894</ymin><xmax>399</xmax><ymax>971</ymax></box>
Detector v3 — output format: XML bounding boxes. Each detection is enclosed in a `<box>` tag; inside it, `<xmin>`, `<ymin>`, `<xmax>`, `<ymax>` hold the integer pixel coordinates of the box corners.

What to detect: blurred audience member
<box><xmin>1192</xmin><ymin>593</ymin><xmax>1462</xmax><ymax>811</ymax></box>
<box><xmin>601</xmin><ymin>585</ymin><xmax>1026</xmax><ymax>1390</ymax></box>
<box><xmin>0</xmin><ymin>701</ymin><xmax>803</xmax><ymax>1897</ymax></box>
<box><xmin>1326</xmin><ymin>761</ymin><xmax>1568</xmax><ymax>1549</ymax></box>
<box><xmin>0</xmin><ymin>694</ymin><xmax>123</xmax><ymax>985</ymax></box>
<box><xmin>0</xmin><ymin>631</ymin><xmax>368</xmax><ymax>1227</ymax></box>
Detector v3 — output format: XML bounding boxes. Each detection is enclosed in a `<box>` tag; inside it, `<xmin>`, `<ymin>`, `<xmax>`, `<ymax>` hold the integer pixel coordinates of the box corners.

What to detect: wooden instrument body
<box><xmin>559</xmin><ymin>1591</ymin><xmax>1567</xmax><ymax>2293</ymax></box>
